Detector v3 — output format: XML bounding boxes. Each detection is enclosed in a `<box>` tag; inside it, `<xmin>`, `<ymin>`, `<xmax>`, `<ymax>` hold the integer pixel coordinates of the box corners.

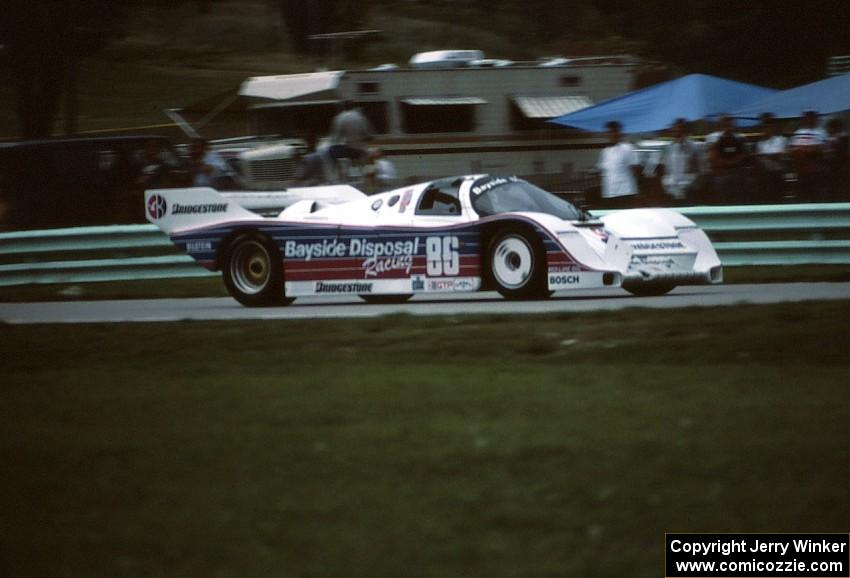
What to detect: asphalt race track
<box><xmin>1</xmin><ymin>282</ymin><xmax>849</xmax><ymax>324</ymax></box>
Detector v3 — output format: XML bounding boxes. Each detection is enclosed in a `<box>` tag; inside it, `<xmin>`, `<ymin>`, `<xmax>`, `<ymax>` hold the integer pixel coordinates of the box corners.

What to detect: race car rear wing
<box><xmin>144</xmin><ymin>185</ymin><xmax>365</xmax><ymax>234</ymax></box>
<box><xmin>220</xmin><ymin>185</ymin><xmax>365</xmax><ymax>214</ymax></box>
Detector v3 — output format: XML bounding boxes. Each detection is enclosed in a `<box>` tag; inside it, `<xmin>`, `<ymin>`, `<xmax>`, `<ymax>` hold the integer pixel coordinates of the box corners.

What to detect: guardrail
<box><xmin>0</xmin><ymin>225</ymin><xmax>213</xmax><ymax>286</ymax></box>
<box><xmin>1</xmin><ymin>203</ymin><xmax>849</xmax><ymax>286</ymax></box>
<box><xmin>668</xmin><ymin>204</ymin><xmax>850</xmax><ymax>266</ymax></box>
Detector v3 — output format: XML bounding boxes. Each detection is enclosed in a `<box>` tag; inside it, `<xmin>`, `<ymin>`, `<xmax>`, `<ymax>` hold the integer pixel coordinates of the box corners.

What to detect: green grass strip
<box><xmin>1</xmin><ymin>302</ymin><xmax>848</xmax><ymax>577</ymax></box>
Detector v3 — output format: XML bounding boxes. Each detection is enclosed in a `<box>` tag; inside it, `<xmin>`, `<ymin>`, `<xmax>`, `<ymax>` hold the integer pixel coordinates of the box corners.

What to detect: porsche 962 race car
<box><xmin>145</xmin><ymin>175</ymin><xmax>722</xmax><ymax>306</ymax></box>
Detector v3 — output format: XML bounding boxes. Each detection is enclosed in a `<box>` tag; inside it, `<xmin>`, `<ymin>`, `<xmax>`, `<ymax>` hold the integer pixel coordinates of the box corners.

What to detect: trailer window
<box><xmin>357</xmin><ymin>101</ymin><xmax>389</xmax><ymax>134</ymax></box>
<box><xmin>357</xmin><ymin>82</ymin><xmax>381</xmax><ymax>95</ymax></box>
<box><xmin>401</xmin><ymin>103</ymin><xmax>476</xmax><ymax>133</ymax></box>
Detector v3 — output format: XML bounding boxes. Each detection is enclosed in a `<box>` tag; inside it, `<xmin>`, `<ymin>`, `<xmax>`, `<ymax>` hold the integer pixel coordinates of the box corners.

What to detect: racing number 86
<box><xmin>426</xmin><ymin>236</ymin><xmax>459</xmax><ymax>276</ymax></box>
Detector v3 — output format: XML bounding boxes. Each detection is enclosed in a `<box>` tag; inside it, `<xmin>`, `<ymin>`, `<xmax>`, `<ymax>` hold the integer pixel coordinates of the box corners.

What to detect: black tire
<box><xmin>222</xmin><ymin>232</ymin><xmax>293</xmax><ymax>307</ymax></box>
<box><xmin>359</xmin><ymin>294</ymin><xmax>413</xmax><ymax>304</ymax></box>
<box><xmin>487</xmin><ymin>225</ymin><xmax>550</xmax><ymax>300</ymax></box>
<box><xmin>623</xmin><ymin>282</ymin><xmax>676</xmax><ymax>297</ymax></box>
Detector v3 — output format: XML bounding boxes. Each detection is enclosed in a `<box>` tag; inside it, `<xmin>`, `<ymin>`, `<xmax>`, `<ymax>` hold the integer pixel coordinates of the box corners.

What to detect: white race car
<box><xmin>145</xmin><ymin>175</ymin><xmax>722</xmax><ymax>306</ymax></box>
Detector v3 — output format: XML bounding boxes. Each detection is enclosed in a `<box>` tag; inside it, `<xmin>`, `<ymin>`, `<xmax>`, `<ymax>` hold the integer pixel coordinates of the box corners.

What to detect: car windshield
<box><xmin>470</xmin><ymin>177</ymin><xmax>584</xmax><ymax>221</ymax></box>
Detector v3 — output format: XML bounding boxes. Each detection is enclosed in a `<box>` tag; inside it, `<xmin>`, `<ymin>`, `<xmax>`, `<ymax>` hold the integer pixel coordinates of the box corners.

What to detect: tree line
<box><xmin>0</xmin><ymin>0</ymin><xmax>369</xmax><ymax>138</ymax></box>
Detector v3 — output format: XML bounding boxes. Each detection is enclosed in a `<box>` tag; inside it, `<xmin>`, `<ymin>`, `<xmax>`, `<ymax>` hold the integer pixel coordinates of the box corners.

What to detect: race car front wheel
<box><xmin>488</xmin><ymin>227</ymin><xmax>550</xmax><ymax>299</ymax></box>
<box><xmin>223</xmin><ymin>233</ymin><xmax>293</xmax><ymax>307</ymax></box>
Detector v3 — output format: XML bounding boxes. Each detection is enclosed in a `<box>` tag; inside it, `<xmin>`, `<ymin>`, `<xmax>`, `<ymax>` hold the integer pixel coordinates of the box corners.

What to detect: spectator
<box><xmin>753</xmin><ymin>113</ymin><xmax>788</xmax><ymax>203</ymax></box>
<box><xmin>328</xmin><ymin>100</ymin><xmax>374</xmax><ymax>179</ymax></box>
<box><xmin>789</xmin><ymin>110</ymin><xmax>827</xmax><ymax>201</ymax></box>
<box><xmin>703</xmin><ymin>117</ymin><xmax>731</xmax><ymax>148</ymax></box>
<box><xmin>295</xmin><ymin>135</ymin><xmax>334</xmax><ymax>186</ymax></box>
<box><xmin>363</xmin><ymin>147</ymin><xmax>397</xmax><ymax>193</ymax></box>
<box><xmin>189</xmin><ymin>138</ymin><xmax>234</xmax><ymax>189</ymax></box>
<box><xmin>127</xmin><ymin>139</ymin><xmax>183</xmax><ymax>221</ymax></box>
<box><xmin>659</xmin><ymin>118</ymin><xmax>702</xmax><ymax>204</ymax></box>
<box><xmin>708</xmin><ymin>115</ymin><xmax>749</xmax><ymax>204</ymax></box>
<box><xmin>824</xmin><ymin>118</ymin><xmax>849</xmax><ymax>201</ymax></box>
<box><xmin>596</xmin><ymin>120</ymin><xmax>640</xmax><ymax>208</ymax></box>
<box><xmin>136</xmin><ymin>139</ymin><xmax>181</xmax><ymax>189</ymax></box>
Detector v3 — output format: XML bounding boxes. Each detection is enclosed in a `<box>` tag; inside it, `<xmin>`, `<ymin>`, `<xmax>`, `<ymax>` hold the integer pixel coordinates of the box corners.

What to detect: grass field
<box><xmin>1</xmin><ymin>302</ymin><xmax>848</xmax><ymax>577</ymax></box>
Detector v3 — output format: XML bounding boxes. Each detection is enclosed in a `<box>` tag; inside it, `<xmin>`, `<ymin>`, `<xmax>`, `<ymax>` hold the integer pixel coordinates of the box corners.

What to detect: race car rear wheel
<box><xmin>223</xmin><ymin>233</ymin><xmax>292</xmax><ymax>307</ymax></box>
<box><xmin>623</xmin><ymin>281</ymin><xmax>676</xmax><ymax>297</ymax></box>
<box><xmin>488</xmin><ymin>227</ymin><xmax>550</xmax><ymax>299</ymax></box>
<box><xmin>359</xmin><ymin>294</ymin><xmax>413</xmax><ymax>304</ymax></box>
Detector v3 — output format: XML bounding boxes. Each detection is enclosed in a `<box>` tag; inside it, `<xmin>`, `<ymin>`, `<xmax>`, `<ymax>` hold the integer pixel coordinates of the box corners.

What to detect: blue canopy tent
<box><xmin>549</xmin><ymin>73</ymin><xmax>776</xmax><ymax>133</ymax></box>
<box><xmin>731</xmin><ymin>72</ymin><xmax>850</xmax><ymax>118</ymax></box>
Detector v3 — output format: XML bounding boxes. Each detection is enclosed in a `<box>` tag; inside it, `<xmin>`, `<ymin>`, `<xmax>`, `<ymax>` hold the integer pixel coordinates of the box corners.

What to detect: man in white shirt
<box><xmin>189</xmin><ymin>138</ymin><xmax>236</xmax><ymax>189</ymax></box>
<box><xmin>789</xmin><ymin>110</ymin><xmax>827</xmax><ymax>201</ymax></box>
<box><xmin>364</xmin><ymin>147</ymin><xmax>397</xmax><ymax>193</ymax></box>
<box><xmin>596</xmin><ymin>120</ymin><xmax>640</xmax><ymax>208</ymax></box>
<box><xmin>659</xmin><ymin>118</ymin><xmax>702</xmax><ymax>203</ymax></box>
<box><xmin>329</xmin><ymin>101</ymin><xmax>374</xmax><ymax>173</ymax></box>
<box><xmin>754</xmin><ymin>112</ymin><xmax>788</xmax><ymax>202</ymax></box>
